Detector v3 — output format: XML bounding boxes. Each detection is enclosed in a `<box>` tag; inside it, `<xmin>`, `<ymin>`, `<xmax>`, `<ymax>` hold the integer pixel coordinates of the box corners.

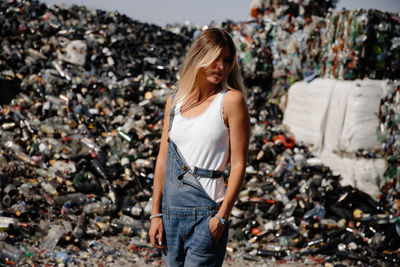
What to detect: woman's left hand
<box><xmin>209</xmin><ymin>216</ymin><xmax>226</xmax><ymax>243</ymax></box>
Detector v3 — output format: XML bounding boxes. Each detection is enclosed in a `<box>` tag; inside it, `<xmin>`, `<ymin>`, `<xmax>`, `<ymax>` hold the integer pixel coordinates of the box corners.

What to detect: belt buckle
<box><xmin>182</xmin><ymin>165</ymin><xmax>197</xmax><ymax>177</ymax></box>
<box><xmin>181</xmin><ymin>165</ymin><xmax>189</xmax><ymax>171</ymax></box>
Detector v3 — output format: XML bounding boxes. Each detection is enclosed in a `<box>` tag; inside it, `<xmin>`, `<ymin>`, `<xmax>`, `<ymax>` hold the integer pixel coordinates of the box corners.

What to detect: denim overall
<box><xmin>161</xmin><ymin>94</ymin><xmax>229</xmax><ymax>267</ymax></box>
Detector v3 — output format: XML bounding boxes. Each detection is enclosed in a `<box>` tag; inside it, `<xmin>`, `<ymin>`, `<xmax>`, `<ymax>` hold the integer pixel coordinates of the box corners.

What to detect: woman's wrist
<box><xmin>150</xmin><ymin>213</ymin><xmax>163</xmax><ymax>220</ymax></box>
<box><xmin>214</xmin><ymin>215</ymin><xmax>227</xmax><ymax>225</ymax></box>
<box><xmin>217</xmin><ymin>204</ymin><xmax>231</xmax><ymax>219</ymax></box>
<box><xmin>151</xmin><ymin>199</ymin><xmax>162</xmax><ymax>216</ymax></box>
<box><xmin>151</xmin><ymin>207</ymin><xmax>161</xmax><ymax>215</ymax></box>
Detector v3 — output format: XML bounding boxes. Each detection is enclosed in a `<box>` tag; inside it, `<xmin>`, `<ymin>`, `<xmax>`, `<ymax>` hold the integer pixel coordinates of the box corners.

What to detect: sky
<box><xmin>39</xmin><ymin>0</ymin><xmax>400</xmax><ymax>27</ymax></box>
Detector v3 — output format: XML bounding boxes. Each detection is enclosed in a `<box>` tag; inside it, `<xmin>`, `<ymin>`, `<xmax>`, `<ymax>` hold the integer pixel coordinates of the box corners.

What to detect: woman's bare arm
<box><xmin>210</xmin><ymin>89</ymin><xmax>250</xmax><ymax>241</ymax></box>
<box><xmin>149</xmin><ymin>94</ymin><xmax>173</xmax><ymax>248</ymax></box>
<box><xmin>218</xmin><ymin>89</ymin><xmax>250</xmax><ymax>218</ymax></box>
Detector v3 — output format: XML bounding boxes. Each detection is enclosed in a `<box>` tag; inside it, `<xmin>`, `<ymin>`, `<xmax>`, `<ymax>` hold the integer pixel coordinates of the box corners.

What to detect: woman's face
<box><xmin>201</xmin><ymin>45</ymin><xmax>232</xmax><ymax>86</ymax></box>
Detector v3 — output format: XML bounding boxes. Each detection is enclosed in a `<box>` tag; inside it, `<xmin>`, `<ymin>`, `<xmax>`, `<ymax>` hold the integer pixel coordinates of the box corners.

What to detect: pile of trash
<box><xmin>166</xmin><ymin>7</ymin><xmax>400</xmax><ymax>100</ymax></box>
<box><xmin>216</xmin><ymin>8</ymin><xmax>400</xmax><ymax>100</ymax></box>
<box><xmin>0</xmin><ymin>0</ymin><xmax>189</xmax><ymax>265</ymax></box>
<box><xmin>250</xmin><ymin>0</ymin><xmax>339</xmax><ymax>20</ymax></box>
<box><xmin>0</xmin><ymin>0</ymin><xmax>399</xmax><ymax>265</ymax></box>
<box><xmin>377</xmin><ymin>81</ymin><xmax>400</xmax><ymax>214</ymax></box>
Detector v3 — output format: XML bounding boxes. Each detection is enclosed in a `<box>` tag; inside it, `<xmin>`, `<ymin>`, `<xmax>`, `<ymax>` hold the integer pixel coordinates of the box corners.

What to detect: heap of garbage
<box><xmin>221</xmin><ymin>10</ymin><xmax>400</xmax><ymax>100</ymax></box>
<box><xmin>377</xmin><ymin>82</ymin><xmax>400</xmax><ymax>211</ymax></box>
<box><xmin>0</xmin><ymin>0</ymin><xmax>399</xmax><ymax>265</ymax></box>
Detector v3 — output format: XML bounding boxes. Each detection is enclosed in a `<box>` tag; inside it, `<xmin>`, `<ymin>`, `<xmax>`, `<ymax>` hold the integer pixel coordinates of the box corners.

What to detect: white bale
<box><xmin>338</xmin><ymin>79</ymin><xmax>385</xmax><ymax>152</ymax></box>
<box><xmin>283</xmin><ymin>78</ymin><xmax>388</xmax><ymax>200</ymax></box>
<box><xmin>322</xmin><ymin>80</ymin><xmax>352</xmax><ymax>152</ymax></box>
<box><xmin>282</xmin><ymin>78</ymin><xmax>335</xmax><ymax>149</ymax></box>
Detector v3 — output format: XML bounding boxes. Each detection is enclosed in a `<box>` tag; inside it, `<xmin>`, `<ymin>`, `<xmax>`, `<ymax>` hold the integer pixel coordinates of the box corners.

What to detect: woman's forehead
<box><xmin>219</xmin><ymin>45</ymin><xmax>232</xmax><ymax>57</ymax></box>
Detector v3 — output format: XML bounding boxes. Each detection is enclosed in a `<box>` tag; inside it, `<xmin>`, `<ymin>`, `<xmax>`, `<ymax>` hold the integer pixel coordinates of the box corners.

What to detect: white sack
<box><xmin>283</xmin><ymin>78</ymin><xmax>388</xmax><ymax>199</ymax></box>
<box><xmin>322</xmin><ymin>80</ymin><xmax>352</xmax><ymax>152</ymax></box>
<box><xmin>282</xmin><ymin>78</ymin><xmax>336</xmax><ymax>149</ymax></box>
<box><xmin>338</xmin><ymin>80</ymin><xmax>385</xmax><ymax>152</ymax></box>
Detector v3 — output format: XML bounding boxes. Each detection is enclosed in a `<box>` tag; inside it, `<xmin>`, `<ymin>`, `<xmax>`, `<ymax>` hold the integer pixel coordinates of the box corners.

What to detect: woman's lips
<box><xmin>212</xmin><ymin>72</ymin><xmax>222</xmax><ymax>77</ymax></box>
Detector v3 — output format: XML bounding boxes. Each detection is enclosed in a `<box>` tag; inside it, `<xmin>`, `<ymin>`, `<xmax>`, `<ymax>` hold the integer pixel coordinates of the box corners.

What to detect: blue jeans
<box><xmin>161</xmin><ymin>139</ymin><xmax>229</xmax><ymax>267</ymax></box>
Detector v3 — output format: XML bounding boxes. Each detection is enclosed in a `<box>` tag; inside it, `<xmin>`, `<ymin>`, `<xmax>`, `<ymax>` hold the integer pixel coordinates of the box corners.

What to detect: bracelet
<box><xmin>149</xmin><ymin>213</ymin><xmax>162</xmax><ymax>220</ymax></box>
<box><xmin>214</xmin><ymin>215</ymin><xmax>226</xmax><ymax>225</ymax></box>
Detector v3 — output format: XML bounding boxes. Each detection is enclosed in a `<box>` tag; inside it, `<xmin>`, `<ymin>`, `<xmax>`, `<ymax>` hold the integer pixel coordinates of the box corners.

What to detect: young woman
<box><xmin>149</xmin><ymin>27</ymin><xmax>250</xmax><ymax>266</ymax></box>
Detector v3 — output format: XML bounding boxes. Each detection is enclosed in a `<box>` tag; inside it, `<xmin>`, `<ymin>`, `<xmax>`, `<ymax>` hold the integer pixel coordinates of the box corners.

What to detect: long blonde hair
<box><xmin>172</xmin><ymin>28</ymin><xmax>246</xmax><ymax>106</ymax></box>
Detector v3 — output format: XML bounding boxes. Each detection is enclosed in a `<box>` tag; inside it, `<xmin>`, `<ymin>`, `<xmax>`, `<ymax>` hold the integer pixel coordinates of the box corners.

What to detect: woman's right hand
<box><xmin>149</xmin><ymin>217</ymin><xmax>164</xmax><ymax>249</ymax></box>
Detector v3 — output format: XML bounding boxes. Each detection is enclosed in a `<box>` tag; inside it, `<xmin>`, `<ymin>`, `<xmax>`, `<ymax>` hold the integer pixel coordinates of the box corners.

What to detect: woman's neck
<box><xmin>191</xmin><ymin>81</ymin><xmax>221</xmax><ymax>102</ymax></box>
<box><xmin>180</xmin><ymin>82</ymin><xmax>221</xmax><ymax>114</ymax></box>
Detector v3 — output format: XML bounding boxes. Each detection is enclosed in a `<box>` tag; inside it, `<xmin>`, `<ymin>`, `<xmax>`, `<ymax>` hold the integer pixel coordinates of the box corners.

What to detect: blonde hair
<box><xmin>172</xmin><ymin>28</ymin><xmax>246</xmax><ymax>106</ymax></box>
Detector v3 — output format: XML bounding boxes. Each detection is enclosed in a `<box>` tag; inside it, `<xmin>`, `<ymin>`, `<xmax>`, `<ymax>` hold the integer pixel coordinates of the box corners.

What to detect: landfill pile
<box><xmin>250</xmin><ymin>0</ymin><xmax>338</xmax><ymax>20</ymax></box>
<box><xmin>168</xmin><ymin>8</ymin><xmax>400</xmax><ymax>101</ymax></box>
<box><xmin>216</xmin><ymin>9</ymin><xmax>400</xmax><ymax>101</ymax></box>
<box><xmin>0</xmin><ymin>0</ymin><xmax>399</xmax><ymax>266</ymax></box>
<box><xmin>377</xmin><ymin>81</ymin><xmax>400</xmax><ymax>213</ymax></box>
<box><xmin>0</xmin><ymin>0</ymin><xmax>188</xmax><ymax>265</ymax></box>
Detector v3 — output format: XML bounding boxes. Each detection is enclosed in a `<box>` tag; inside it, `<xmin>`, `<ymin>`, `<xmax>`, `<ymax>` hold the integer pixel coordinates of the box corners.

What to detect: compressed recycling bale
<box><xmin>282</xmin><ymin>78</ymin><xmax>336</xmax><ymax>149</ymax></box>
<box><xmin>339</xmin><ymin>79</ymin><xmax>386</xmax><ymax>152</ymax></box>
<box><xmin>322</xmin><ymin>80</ymin><xmax>353</xmax><ymax>153</ymax></box>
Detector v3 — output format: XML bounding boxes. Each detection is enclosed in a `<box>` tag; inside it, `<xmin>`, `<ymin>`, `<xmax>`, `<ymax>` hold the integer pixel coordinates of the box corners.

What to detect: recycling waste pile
<box><xmin>219</xmin><ymin>8</ymin><xmax>400</xmax><ymax>102</ymax></box>
<box><xmin>0</xmin><ymin>0</ymin><xmax>400</xmax><ymax>266</ymax></box>
<box><xmin>377</xmin><ymin>82</ymin><xmax>400</xmax><ymax>211</ymax></box>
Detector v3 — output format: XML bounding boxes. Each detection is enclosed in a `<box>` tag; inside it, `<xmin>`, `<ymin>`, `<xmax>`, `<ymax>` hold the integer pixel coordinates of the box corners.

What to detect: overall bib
<box><xmin>161</xmin><ymin>94</ymin><xmax>229</xmax><ymax>267</ymax></box>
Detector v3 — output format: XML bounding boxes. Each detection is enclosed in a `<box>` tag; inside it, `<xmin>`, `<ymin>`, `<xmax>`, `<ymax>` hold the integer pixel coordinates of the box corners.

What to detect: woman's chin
<box><xmin>207</xmin><ymin>78</ymin><xmax>222</xmax><ymax>84</ymax></box>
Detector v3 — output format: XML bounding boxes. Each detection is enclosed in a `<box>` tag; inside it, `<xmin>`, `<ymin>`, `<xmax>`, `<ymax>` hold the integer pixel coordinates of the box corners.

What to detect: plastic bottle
<box><xmin>83</xmin><ymin>202</ymin><xmax>106</xmax><ymax>215</ymax></box>
<box><xmin>54</xmin><ymin>193</ymin><xmax>86</xmax><ymax>206</ymax></box>
<box><xmin>39</xmin><ymin>225</ymin><xmax>64</xmax><ymax>251</ymax></box>
<box><xmin>90</xmin><ymin>159</ymin><xmax>107</xmax><ymax>179</ymax></box>
<box><xmin>304</xmin><ymin>203</ymin><xmax>326</xmax><ymax>220</ymax></box>
<box><xmin>55</xmin><ymin>251</ymin><xmax>70</xmax><ymax>263</ymax></box>
<box><xmin>0</xmin><ymin>241</ymin><xmax>24</xmax><ymax>263</ymax></box>
<box><xmin>72</xmin><ymin>212</ymin><xmax>86</xmax><ymax>240</ymax></box>
<box><xmin>283</xmin><ymin>197</ymin><xmax>298</xmax><ymax>217</ymax></box>
<box><xmin>40</xmin><ymin>181</ymin><xmax>58</xmax><ymax>196</ymax></box>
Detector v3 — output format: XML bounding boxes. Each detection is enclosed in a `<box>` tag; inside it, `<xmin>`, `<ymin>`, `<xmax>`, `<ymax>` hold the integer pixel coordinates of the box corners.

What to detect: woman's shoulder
<box><xmin>222</xmin><ymin>88</ymin><xmax>249</xmax><ymax>129</ymax></box>
<box><xmin>223</xmin><ymin>89</ymin><xmax>246</xmax><ymax>107</ymax></box>
<box><xmin>222</xmin><ymin>89</ymin><xmax>247</xmax><ymax>124</ymax></box>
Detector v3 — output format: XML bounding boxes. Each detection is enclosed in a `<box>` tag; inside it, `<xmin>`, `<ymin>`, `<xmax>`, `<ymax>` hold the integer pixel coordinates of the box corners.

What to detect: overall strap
<box><xmin>166</xmin><ymin>92</ymin><xmax>224</xmax><ymax>179</ymax></box>
<box><xmin>168</xmin><ymin>92</ymin><xmax>177</xmax><ymax>134</ymax></box>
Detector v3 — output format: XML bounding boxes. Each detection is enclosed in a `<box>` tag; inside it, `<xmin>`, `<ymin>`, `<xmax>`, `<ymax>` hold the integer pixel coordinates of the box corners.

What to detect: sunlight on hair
<box><xmin>173</xmin><ymin>28</ymin><xmax>247</xmax><ymax>106</ymax></box>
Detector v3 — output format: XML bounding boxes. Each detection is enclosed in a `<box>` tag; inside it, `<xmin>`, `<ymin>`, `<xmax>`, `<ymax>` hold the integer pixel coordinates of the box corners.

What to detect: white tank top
<box><xmin>170</xmin><ymin>88</ymin><xmax>230</xmax><ymax>202</ymax></box>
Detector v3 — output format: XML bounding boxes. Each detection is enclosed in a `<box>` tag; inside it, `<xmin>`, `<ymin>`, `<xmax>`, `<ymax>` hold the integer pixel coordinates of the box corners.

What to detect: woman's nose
<box><xmin>216</xmin><ymin>59</ymin><xmax>224</xmax><ymax>70</ymax></box>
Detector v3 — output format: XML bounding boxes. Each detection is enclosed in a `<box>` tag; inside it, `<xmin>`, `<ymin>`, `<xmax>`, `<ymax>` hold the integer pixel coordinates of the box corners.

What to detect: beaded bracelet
<box><xmin>149</xmin><ymin>213</ymin><xmax>162</xmax><ymax>220</ymax></box>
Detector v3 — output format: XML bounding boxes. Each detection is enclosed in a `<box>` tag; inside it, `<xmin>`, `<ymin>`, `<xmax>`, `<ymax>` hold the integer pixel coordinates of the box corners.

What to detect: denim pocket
<box><xmin>206</xmin><ymin>215</ymin><xmax>218</xmax><ymax>245</ymax></box>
